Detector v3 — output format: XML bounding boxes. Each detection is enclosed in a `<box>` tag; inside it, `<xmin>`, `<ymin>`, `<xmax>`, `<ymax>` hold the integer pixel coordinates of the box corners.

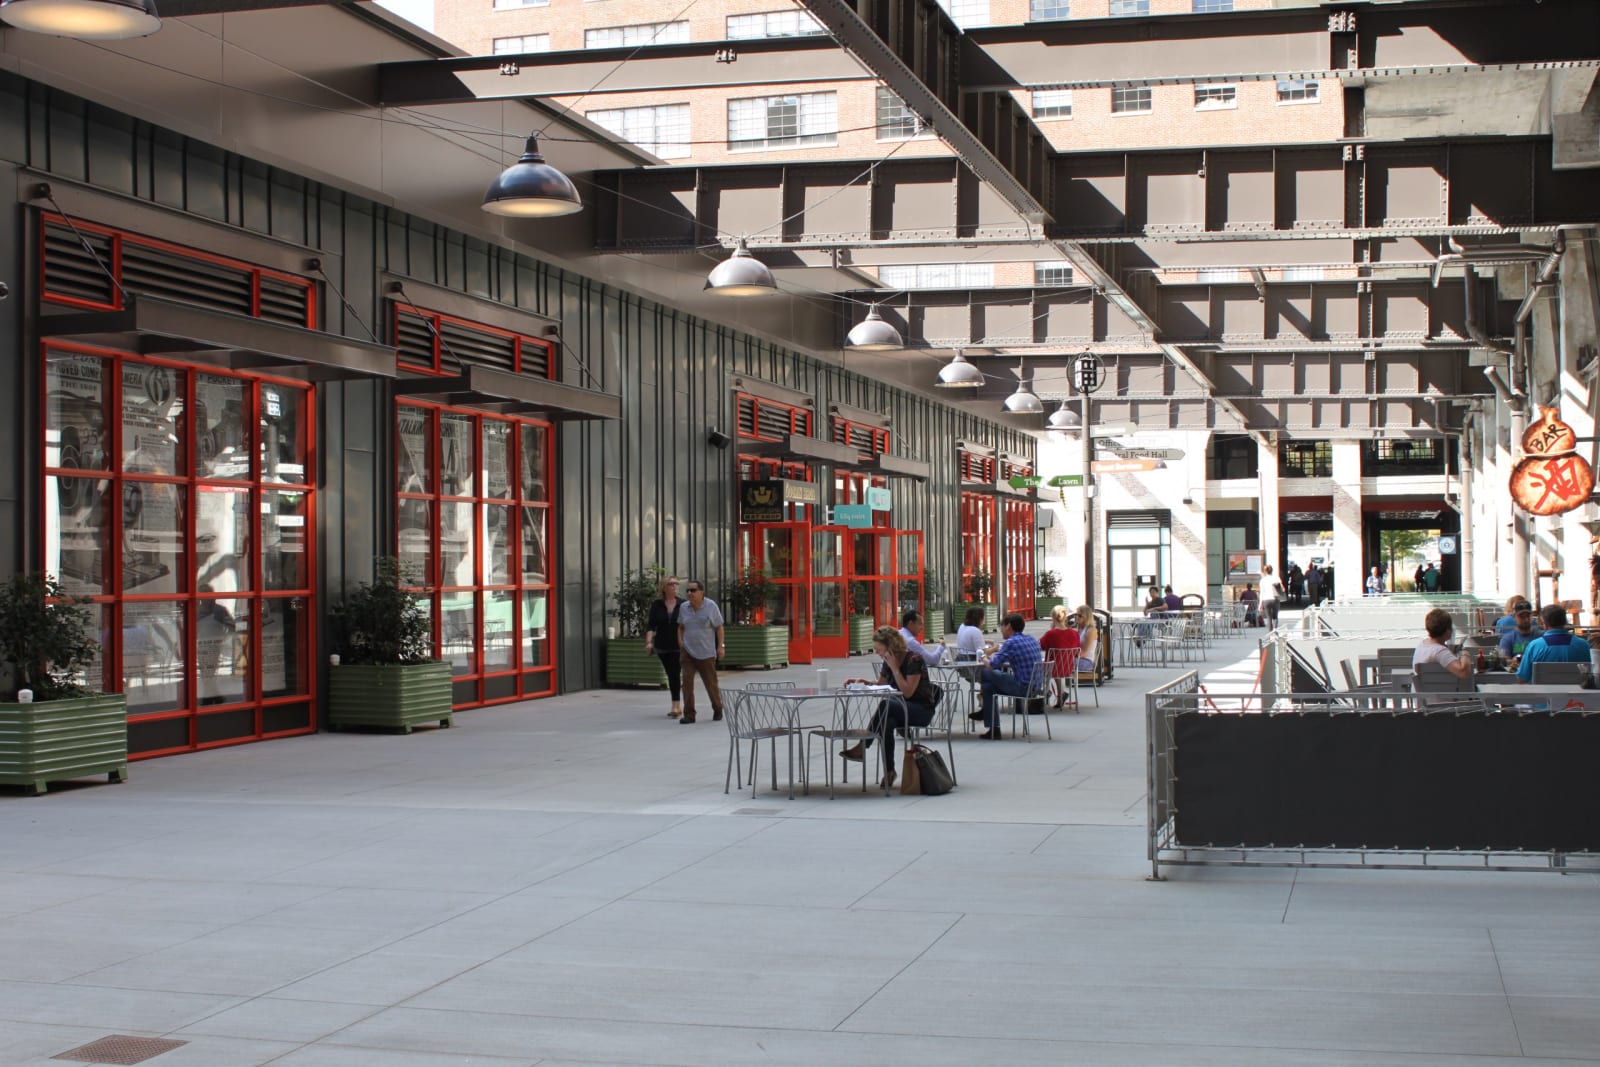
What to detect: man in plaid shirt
<box><xmin>973</xmin><ymin>612</ymin><xmax>1043</xmax><ymax>740</ymax></box>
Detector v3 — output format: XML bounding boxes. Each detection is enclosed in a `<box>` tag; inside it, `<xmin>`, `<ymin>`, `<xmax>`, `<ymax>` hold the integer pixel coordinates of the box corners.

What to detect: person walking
<box><xmin>643</xmin><ymin>575</ymin><xmax>684</xmax><ymax>718</ymax></box>
<box><xmin>1259</xmin><ymin>564</ymin><xmax>1283</xmax><ymax>629</ymax></box>
<box><xmin>1366</xmin><ymin>567</ymin><xmax>1385</xmax><ymax>597</ymax></box>
<box><xmin>1306</xmin><ymin>563</ymin><xmax>1323</xmax><ymax>607</ymax></box>
<box><xmin>676</xmin><ymin>580</ymin><xmax>725</xmax><ymax>724</ymax></box>
<box><xmin>1423</xmin><ymin>563</ymin><xmax>1441</xmax><ymax>593</ymax></box>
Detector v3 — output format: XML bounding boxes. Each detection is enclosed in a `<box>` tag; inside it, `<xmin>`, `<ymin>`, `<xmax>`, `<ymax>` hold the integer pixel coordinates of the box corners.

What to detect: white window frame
<box><xmin>583</xmin><ymin>21</ymin><xmax>690</xmax><ymax>49</ymax></box>
<box><xmin>1111</xmin><ymin>86</ymin><xmax>1153</xmax><ymax>115</ymax></box>
<box><xmin>586</xmin><ymin>103</ymin><xmax>691</xmax><ymax>159</ymax></box>
<box><xmin>1276</xmin><ymin>79</ymin><xmax>1321</xmax><ymax>105</ymax></box>
<box><xmin>1031</xmin><ymin>90</ymin><xmax>1073</xmax><ymax>119</ymax></box>
<box><xmin>878</xmin><ymin>263</ymin><xmax>996</xmax><ymax>289</ymax></box>
<box><xmin>1029</xmin><ymin>0</ymin><xmax>1070</xmax><ymax>21</ymax></box>
<box><xmin>1192</xmin><ymin>0</ymin><xmax>1233</xmax><ymax>12</ymax></box>
<box><xmin>939</xmin><ymin>0</ymin><xmax>990</xmax><ymax>29</ymax></box>
<box><xmin>492</xmin><ymin>0</ymin><xmax>548</xmax><ymax>9</ymax></box>
<box><xmin>725</xmin><ymin>10</ymin><xmax>826</xmax><ymax>39</ymax></box>
<box><xmin>727</xmin><ymin>93</ymin><xmax>838</xmax><ymax>151</ymax></box>
<box><xmin>492</xmin><ymin>34</ymin><xmax>551</xmax><ymax>54</ymax></box>
<box><xmin>1109</xmin><ymin>0</ymin><xmax>1150</xmax><ymax>15</ymax></box>
<box><xmin>1034</xmin><ymin>262</ymin><xmax>1074</xmax><ymax>286</ymax></box>
<box><xmin>1193</xmin><ymin>83</ymin><xmax>1237</xmax><ymax>111</ymax></box>
<box><xmin>876</xmin><ymin>89</ymin><xmax>931</xmax><ymax>142</ymax></box>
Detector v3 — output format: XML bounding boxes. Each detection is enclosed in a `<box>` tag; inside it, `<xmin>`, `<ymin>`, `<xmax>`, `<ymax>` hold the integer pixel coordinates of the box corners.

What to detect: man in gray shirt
<box><xmin>676</xmin><ymin>580</ymin><xmax>725</xmax><ymax>724</ymax></box>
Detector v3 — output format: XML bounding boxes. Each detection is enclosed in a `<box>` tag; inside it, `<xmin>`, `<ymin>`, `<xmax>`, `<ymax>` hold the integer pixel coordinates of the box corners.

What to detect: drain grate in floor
<box><xmin>53</xmin><ymin>1035</ymin><xmax>188</xmax><ymax>1065</ymax></box>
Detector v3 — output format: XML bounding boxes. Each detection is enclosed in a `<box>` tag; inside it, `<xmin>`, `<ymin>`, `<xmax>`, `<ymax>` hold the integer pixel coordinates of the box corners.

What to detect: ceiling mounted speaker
<box><xmin>707</xmin><ymin>428</ymin><xmax>732</xmax><ymax>449</ymax></box>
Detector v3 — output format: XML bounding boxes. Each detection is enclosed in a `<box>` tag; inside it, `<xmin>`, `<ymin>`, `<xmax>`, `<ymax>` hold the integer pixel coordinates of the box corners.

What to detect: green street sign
<box><xmin>1046</xmin><ymin>474</ymin><xmax>1083</xmax><ymax>488</ymax></box>
<box><xmin>1008</xmin><ymin>474</ymin><xmax>1043</xmax><ymax>489</ymax></box>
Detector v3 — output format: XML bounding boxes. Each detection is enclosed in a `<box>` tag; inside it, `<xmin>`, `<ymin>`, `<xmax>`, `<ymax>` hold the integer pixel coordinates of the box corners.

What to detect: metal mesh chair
<box><xmin>723</xmin><ymin>689</ymin><xmax>805</xmax><ymax>799</ymax></box>
<box><xmin>806</xmin><ymin>691</ymin><xmax>881</xmax><ymax>797</ymax></box>
<box><xmin>1043</xmin><ymin>645</ymin><xmax>1079</xmax><ymax>713</ymax></box>
<box><xmin>1074</xmin><ymin>637</ymin><xmax>1102</xmax><ymax>707</ymax></box>
<box><xmin>996</xmin><ymin>655</ymin><xmax>1054</xmax><ymax>740</ymax></box>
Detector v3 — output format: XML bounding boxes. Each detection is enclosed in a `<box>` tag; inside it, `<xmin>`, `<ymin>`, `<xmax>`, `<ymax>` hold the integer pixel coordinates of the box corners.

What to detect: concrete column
<box><xmin>1035</xmin><ymin>431</ymin><xmax>1085</xmax><ymax>604</ymax></box>
<box><xmin>1331</xmin><ymin>440</ymin><xmax>1364</xmax><ymax>598</ymax></box>
<box><xmin>1558</xmin><ymin>233</ymin><xmax>1600</xmax><ymax>618</ymax></box>
<box><xmin>1256</xmin><ymin>437</ymin><xmax>1281</xmax><ymax>568</ymax></box>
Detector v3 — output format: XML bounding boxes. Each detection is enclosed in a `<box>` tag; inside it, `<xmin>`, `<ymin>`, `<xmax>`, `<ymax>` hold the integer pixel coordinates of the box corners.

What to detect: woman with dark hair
<box><xmin>643</xmin><ymin>575</ymin><xmax>684</xmax><ymax>718</ymax></box>
<box><xmin>954</xmin><ymin>604</ymin><xmax>987</xmax><ymax>662</ymax></box>
<box><xmin>1413</xmin><ymin>607</ymin><xmax>1471</xmax><ymax>679</ymax></box>
<box><xmin>840</xmin><ymin>626</ymin><xmax>939</xmax><ymax>790</ymax></box>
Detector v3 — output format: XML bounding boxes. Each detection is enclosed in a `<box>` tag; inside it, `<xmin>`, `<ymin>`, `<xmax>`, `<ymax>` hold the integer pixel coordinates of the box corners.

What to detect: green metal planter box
<box><xmin>923</xmin><ymin>607</ymin><xmax>949</xmax><ymax>644</ymax></box>
<box><xmin>0</xmin><ymin>693</ymin><xmax>128</xmax><ymax>795</ymax></box>
<box><xmin>965</xmin><ymin>603</ymin><xmax>1001</xmax><ymax>633</ymax></box>
<box><xmin>848</xmin><ymin>614</ymin><xmax>875</xmax><ymax>654</ymax></box>
<box><xmin>721</xmin><ymin>624</ymin><xmax>788</xmax><ymax>669</ymax></box>
<box><xmin>606</xmin><ymin>638</ymin><xmax>669</xmax><ymax>687</ymax></box>
<box><xmin>1035</xmin><ymin>596</ymin><xmax>1065</xmax><ymax>620</ymax></box>
<box><xmin>327</xmin><ymin>661</ymin><xmax>454</xmax><ymax>733</ymax></box>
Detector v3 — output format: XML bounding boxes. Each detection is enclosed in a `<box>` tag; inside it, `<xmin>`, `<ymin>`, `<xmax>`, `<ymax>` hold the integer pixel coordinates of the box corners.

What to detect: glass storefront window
<box><xmin>196</xmin><ymin>597</ymin><xmax>250</xmax><ymax>706</ymax></box>
<box><xmin>46</xmin><ymin>474</ymin><xmax>111</xmax><ymax>597</ymax></box>
<box><xmin>521</xmin><ymin>506</ymin><xmax>548</xmax><ymax>584</ymax></box>
<box><xmin>196</xmin><ymin>374</ymin><xmax>251</xmax><ymax>480</ymax></box>
<box><xmin>261</xmin><ymin>490</ymin><xmax>310</xmax><ymax>590</ymax></box>
<box><xmin>398</xmin><ymin>405</ymin><xmax>433</xmax><ymax>494</ymax></box>
<box><xmin>440</xmin><ymin>413</ymin><xmax>475</xmax><ymax>497</ymax></box>
<box><xmin>122</xmin><ymin>363</ymin><xmax>184</xmax><ymax>476</ymax></box>
<box><xmin>440</xmin><ymin>590</ymin><xmax>477</xmax><ymax>676</ymax></box>
<box><xmin>482</xmin><ymin>590</ymin><xmax>516</xmax><ymax>672</ymax></box>
<box><xmin>197</xmin><ymin>488</ymin><xmax>252</xmax><ymax>593</ymax></box>
<box><xmin>483</xmin><ymin>420</ymin><xmax>513</xmax><ymax>499</ymax></box>
<box><xmin>484</xmin><ymin>505</ymin><xmax>513</xmax><ymax>585</ymax></box>
<box><xmin>259</xmin><ymin>596</ymin><xmax>311</xmax><ymax>698</ymax></box>
<box><xmin>123</xmin><ymin>600</ymin><xmax>187</xmax><ymax>715</ymax></box>
<box><xmin>260</xmin><ymin>384</ymin><xmax>307</xmax><ymax>485</ymax></box>
<box><xmin>521</xmin><ymin>424</ymin><xmax>548</xmax><ymax>501</ymax></box>
<box><xmin>123</xmin><ymin>482</ymin><xmax>186</xmax><ymax>596</ymax></box>
<box><xmin>398</xmin><ymin>498</ymin><xmax>434</xmax><ymax>585</ymax></box>
<box><xmin>46</xmin><ymin>352</ymin><xmax>111</xmax><ymax>473</ymax></box>
<box><xmin>440</xmin><ymin>501</ymin><xmax>476</xmax><ymax>587</ymax></box>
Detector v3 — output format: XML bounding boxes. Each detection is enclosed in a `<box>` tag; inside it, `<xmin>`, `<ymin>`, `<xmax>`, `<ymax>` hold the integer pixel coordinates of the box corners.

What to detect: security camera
<box><xmin>0</xmin><ymin>281</ymin><xmax>9</xmax><ymax>300</ymax></box>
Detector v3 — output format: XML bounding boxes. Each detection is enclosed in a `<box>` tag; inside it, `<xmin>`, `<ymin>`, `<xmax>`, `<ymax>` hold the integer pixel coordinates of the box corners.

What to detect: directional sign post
<box><xmin>1008</xmin><ymin>474</ymin><xmax>1043</xmax><ymax>490</ymax></box>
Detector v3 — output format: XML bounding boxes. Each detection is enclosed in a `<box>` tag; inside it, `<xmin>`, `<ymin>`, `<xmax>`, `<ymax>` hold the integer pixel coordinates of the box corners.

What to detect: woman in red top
<box><xmin>1038</xmin><ymin>604</ymin><xmax>1082</xmax><ymax>709</ymax></box>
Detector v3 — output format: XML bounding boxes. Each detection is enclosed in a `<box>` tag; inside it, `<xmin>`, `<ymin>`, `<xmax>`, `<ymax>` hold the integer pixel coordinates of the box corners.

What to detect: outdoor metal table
<box><xmin>726</xmin><ymin>686</ymin><xmax>908</xmax><ymax>798</ymax></box>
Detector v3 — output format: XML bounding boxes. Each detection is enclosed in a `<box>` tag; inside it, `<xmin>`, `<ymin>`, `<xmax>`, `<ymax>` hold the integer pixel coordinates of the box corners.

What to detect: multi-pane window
<box><xmin>584</xmin><ymin>21</ymin><xmax>689</xmax><ymax>48</ymax></box>
<box><xmin>725</xmin><ymin>10</ymin><xmax>825</xmax><ymax>38</ymax></box>
<box><xmin>1281</xmin><ymin>266</ymin><xmax>1326</xmax><ymax>282</ymax></box>
<box><xmin>1277</xmin><ymin>79</ymin><xmax>1320</xmax><ymax>103</ymax></box>
<box><xmin>1111</xmin><ymin>86</ymin><xmax>1153</xmax><ymax>114</ymax></box>
<box><xmin>1192</xmin><ymin>0</ymin><xmax>1233</xmax><ymax>11</ymax></box>
<box><xmin>728</xmin><ymin>92</ymin><xmax>837</xmax><ymax>150</ymax></box>
<box><xmin>492</xmin><ymin>0</ymin><xmax>547</xmax><ymax>8</ymax></box>
<box><xmin>492</xmin><ymin>35</ymin><xmax>550</xmax><ymax>53</ymax></box>
<box><xmin>1030</xmin><ymin>0</ymin><xmax>1070</xmax><ymax>20</ymax></box>
<box><xmin>1109</xmin><ymin>0</ymin><xmax>1150</xmax><ymax>14</ymax></box>
<box><xmin>876</xmin><ymin>89</ymin><xmax>927</xmax><ymax>140</ymax></box>
<box><xmin>1034</xmin><ymin>262</ymin><xmax>1074</xmax><ymax>286</ymax></box>
<box><xmin>587</xmin><ymin>104</ymin><xmax>691</xmax><ymax>159</ymax></box>
<box><xmin>1280</xmin><ymin>440</ymin><xmax>1333</xmax><ymax>479</ymax></box>
<box><xmin>878</xmin><ymin>263</ymin><xmax>996</xmax><ymax>289</ymax></box>
<box><xmin>938</xmin><ymin>0</ymin><xmax>990</xmax><ymax>29</ymax></box>
<box><xmin>1031</xmin><ymin>89</ymin><xmax>1073</xmax><ymax>118</ymax></box>
<box><xmin>1194</xmin><ymin>84</ymin><xmax>1237</xmax><ymax>110</ymax></box>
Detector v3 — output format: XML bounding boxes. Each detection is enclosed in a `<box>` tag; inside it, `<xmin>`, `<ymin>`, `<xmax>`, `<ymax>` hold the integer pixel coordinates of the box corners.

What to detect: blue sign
<box><xmin>832</xmin><ymin>504</ymin><xmax>873</xmax><ymax>528</ymax></box>
<box><xmin>866</xmin><ymin>487</ymin><xmax>892</xmax><ymax>511</ymax></box>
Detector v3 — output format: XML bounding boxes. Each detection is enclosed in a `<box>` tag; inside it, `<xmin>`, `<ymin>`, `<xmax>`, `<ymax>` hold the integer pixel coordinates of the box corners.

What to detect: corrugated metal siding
<box><xmin>0</xmin><ymin>71</ymin><xmax>1034</xmax><ymax>693</ymax></box>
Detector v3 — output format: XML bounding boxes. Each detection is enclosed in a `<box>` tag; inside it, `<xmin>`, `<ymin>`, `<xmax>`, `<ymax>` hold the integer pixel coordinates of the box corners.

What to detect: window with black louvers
<box><xmin>439</xmin><ymin>319</ymin><xmax>517</xmax><ymax>373</ymax></box>
<box><xmin>959</xmin><ymin>451</ymin><xmax>996</xmax><ymax>483</ymax></box>
<box><xmin>395</xmin><ymin>305</ymin><xmax>550</xmax><ymax>379</ymax></box>
<box><xmin>831</xmin><ymin>420</ymin><xmax>884</xmax><ymax>463</ymax></box>
<box><xmin>395</xmin><ymin>308</ymin><xmax>438</xmax><ymax>369</ymax></box>
<box><xmin>41</xmin><ymin>218</ymin><xmax>314</xmax><ymax>328</ymax></box>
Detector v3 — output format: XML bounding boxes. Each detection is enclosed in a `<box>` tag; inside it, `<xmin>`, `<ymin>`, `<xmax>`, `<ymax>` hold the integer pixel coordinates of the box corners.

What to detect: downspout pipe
<box><xmin>1463</xmin><ymin>267</ymin><xmax>1530</xmax><ymax>594</ymax></box>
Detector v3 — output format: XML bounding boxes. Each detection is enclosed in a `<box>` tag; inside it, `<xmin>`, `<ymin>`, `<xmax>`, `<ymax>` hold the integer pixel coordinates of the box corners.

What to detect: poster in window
<box><xmin>398</xmin><ymin>406</ymin><xmax>431</xmax><ymax>493</ymax></box>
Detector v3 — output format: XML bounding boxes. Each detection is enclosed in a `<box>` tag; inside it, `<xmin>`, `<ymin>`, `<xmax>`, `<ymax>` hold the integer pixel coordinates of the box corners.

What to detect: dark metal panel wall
<box><xmin>0</xmin><ymin>71</ymin><xmax>1033</xmax><ymax>692</ymax></box>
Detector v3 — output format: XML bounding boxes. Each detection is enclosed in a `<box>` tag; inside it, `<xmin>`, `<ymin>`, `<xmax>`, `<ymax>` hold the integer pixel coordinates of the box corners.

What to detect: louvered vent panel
<box><xmin>43</xmin><ymin>224</ymin><xmax>117</xmax><ymax>307</ymax></box>
<box><xmin>121</xmin><ymin>245</ymin><xmax>254</xmax><ymax>317</ymax></box>
<box><xmin>520</xmin><ymin>341</ymin><xmax>549</xmax><ymax>379</ymax></box>
<box><xmin>258</xmin><ymin>276</ymin><xmax>312</xmax><ymax>327</ymax></box>
<box><xmin>756</xmin><ymin>404</ymin><xmax>793</xmax><ymax>439</ymax></box>
<box><xmin>737</xmin><ymin>396</ymin><xmax>758</xmax><ymax>437</ymax></box>
<box><xmin>396</xmin><ymin>310</ymin><xmax>437</xmax><ymax>368</ymax></box>
<box><xmin>439</xmin><ymin>321</ymin><xmax>515</xmax><ymax>373</ymax></box>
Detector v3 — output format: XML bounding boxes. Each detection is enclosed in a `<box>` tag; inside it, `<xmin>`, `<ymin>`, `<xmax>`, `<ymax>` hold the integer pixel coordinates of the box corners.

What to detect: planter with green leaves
<box><xmin>0</xmin><ymin>573</ymin><xmax>127</xmax><ymax>795</ymax></box>
<box><xmin>964</xmin><ymin>603</ymin><xmax>1001</xmax><ymax>633</ymax></box>
<box><xmin>848</xmin><ymin>614</ymin><xmax>875</xmax><ymax>653</ymax></box>
<box><xmin>719</xmin><ymin>567</ymin><xmax>787</xmax><ymax>668</ymax></box>
<box><xmin>328</xmin><ymin>558</ymin><xmax>453</xmax><ymax>732</ymax></box>
<box><xmin>606</xmin><ymin>564</ymin><xmax>669</xmax><ymax>687</ymax></box>
<box><xmin>1035</xmin><ymin>569</ymin><xmax>1064</xmax><ymax>619</ymax></box>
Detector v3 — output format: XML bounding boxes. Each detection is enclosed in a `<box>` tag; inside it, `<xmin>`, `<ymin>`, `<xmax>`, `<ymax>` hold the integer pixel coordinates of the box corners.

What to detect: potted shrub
<box><xmin>1036</xmin><ymin>569</ymin><xmax>1065</xmax><ymax>619</ymax></box>
<box><xmin>719</xmin><ymin>566</ymin><xmax>788</xmax><ymax>669</ymax></box>
<box><xmin>605</xmin><ymin>564</ymin><xmax>669</xmax><ymax>687</ymax></box>
<box><xmin>919</xmin><ymin>570</ymin><xmax>950</xmax><ymax>641</ymax></box>
<box><xmin>965</xmin><ymin>570</ymin><xmax>999</xmax><ymax>632</ymax></box>
<box><xmin>327</xmin><ymin>558</ymin><xmax>453</xmax><ymax>732</ymax></box>
<box><xmin>0</xmin><ymin>572</ymin><xmax>127</xmax><ymax>795</ymax></box>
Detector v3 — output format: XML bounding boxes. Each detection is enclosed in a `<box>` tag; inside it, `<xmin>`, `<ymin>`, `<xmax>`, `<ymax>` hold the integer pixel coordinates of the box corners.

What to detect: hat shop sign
<box><xmin>1509</xmin><ymin>407</ymin><xmax>1594</xmax><ymax>516</ymax></box>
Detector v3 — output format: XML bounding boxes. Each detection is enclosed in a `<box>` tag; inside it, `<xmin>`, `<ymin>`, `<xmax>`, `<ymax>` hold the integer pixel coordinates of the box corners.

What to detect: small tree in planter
<box><xmin>0</xmin><ymin>572</ymin><xmax>127</xmax><ymax>794</ymax></box>
<box><xmin>605</xmin><ymin>564</ymin><xmax>669</xmax><ymax>687</ymax></box>
<box><xmin>327</xmin><ymin>558</ymin><xmax>453</xmax><ymax>732</ymax></box>
<box><xmin>1036</xmin><ymin>569</ymin><xmax>1065</xmax><ymax>619</ymax></box>
<box><xmin>720</xmin><ymin>566</ymin><xmax>788</xmax><ymax>668</ymax></box>
<box><xmin>846</xmin><ymin>578</ymin><xmax>876</xmax><ymax>653</ymax></box>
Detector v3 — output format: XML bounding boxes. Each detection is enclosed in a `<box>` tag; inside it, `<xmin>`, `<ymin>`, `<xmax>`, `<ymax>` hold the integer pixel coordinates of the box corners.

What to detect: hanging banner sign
<box><xmin>1091</xmin><ymin>459</ymin><xmax>1162</xmax><ymax>474</ymax></box>
<box><xmin>831</xmin><ymin>503</ymin><xmax>873</xmax><ymax>528</ymax></box>
<box><xmin>1509</xmin><ymin>406</ymin><xmax>1594</xmax><ymax>515</ymax></box>
<box><xmin>866</xmin><ymin>486</ymin><xmax>892</xmax><ymax>511</ymax></box>
<box><xmin>1007</xmin><ymin>475</ymin><xmax>1043</xmax><ymax>489</ymax></box>
<box><xmin>781</xmin><ymin>479</ymin><xmax>819</xmax><ymax>505</ymax></box>
<box><xmin>739</xmin><ymin>479</ymin><xmax>785</xmax><ymax>523</ymax></box>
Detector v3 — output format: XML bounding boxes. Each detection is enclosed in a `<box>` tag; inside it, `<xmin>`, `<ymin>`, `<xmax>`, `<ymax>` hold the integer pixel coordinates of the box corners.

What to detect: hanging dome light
<box><xmin>845</xmin><ymin>305</ymin><xmax>903</xmax><ymax>351</ymax></box>
<box><xmin>0</xmin><ymin>0</ymin><xmax>159</xmax><ymax>37</ymax></box>
<box><xmin>705</xmin><ymin>238</ymin><xmax>777</xmax><ymax>296</ymax></box>
<box><xmin>481</xmin><ymin>135</ymin><xmax>583</xmax><ymax>218</ymax></box>
<box><xmin>935</xmin><ymin>351</ymin><xmax>984</xmax><ymax>388</ymax></box>
<box><xmin>1002</xmin><ymin>360</ymin><xmax>1043</xmax><ymax>413</ymax></box>
<box><xmin>1048</xmin><ymin>400</ymin><xmax>1081</xmax><ymax>430</ymax></box>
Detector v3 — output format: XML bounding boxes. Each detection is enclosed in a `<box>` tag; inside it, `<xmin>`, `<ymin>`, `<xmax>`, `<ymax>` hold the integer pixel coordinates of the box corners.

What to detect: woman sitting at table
<box><xmin>1414</xmin><ymin>608</ymin><xmax>1472</xmax><ymax>679</ymax></box>
<box><xmin>954</xmin><ymin>605</ymin><xmax>987</xmax><ymax>662</ymax></box>
<box><xmin>1143</xmin><ymin>586</ymin><xmax>1166</xmax><ymax>616</ymax></box>
<box><xmin>839</xmin><ymin>626</ymin><xmax>939</xmax><ymax>790</ymax></box>
<box><xmin>1038</xmin><ymin>604</ymin><xmax>1082</xmax><ymax>708</ymax></box>
<box><xmin>1074</xmin><ymin>605</ymin><xmax>1100</xmax><ymax>674</ymax></box>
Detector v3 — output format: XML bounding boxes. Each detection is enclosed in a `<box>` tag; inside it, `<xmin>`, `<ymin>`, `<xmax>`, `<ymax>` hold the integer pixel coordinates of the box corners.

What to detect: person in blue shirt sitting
<box><xmin>972</xmin><ymin>612</ymin><xmax>1042</xmax><ymax>741</ymax></box>
<box><xmin>1493</xmin><ymin>594</ymin><xmax>1530</xmax><ymax>637</ymax></box>
<box><xmin>1515</xmin><ymin>603</ymin><xmax>1592</xmax><ymax>683</ymax></box>
<box><xmin>1497</xmin><ymin>600</ymin><xmax>1542</xmax><ymax>669</ymax></box>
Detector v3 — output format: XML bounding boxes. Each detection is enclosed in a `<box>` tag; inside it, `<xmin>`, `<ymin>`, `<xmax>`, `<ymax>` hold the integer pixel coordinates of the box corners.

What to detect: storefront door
<box><xmin>811</xmin><ymin>526</ymin><xmax>847</xmax><ymax>658</ymax></box>
<box><xmin>742</xmin><ymin>521</ymin><xmax>812</xmax><ymax>664</ymax></box>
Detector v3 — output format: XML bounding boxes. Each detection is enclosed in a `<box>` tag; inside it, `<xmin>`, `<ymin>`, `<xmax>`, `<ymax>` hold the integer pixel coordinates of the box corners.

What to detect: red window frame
<box><xmin>960</xmin><ymin>491</ymin><xmax>996</xmax><ymax>603</ymax></box>
<box><xmin>391</xmin><ymin>302</ymin><xmax>553</xmax><ymax>378</ymax></box>
<box><xmin>42</xmin><ymin>342</ymin><xmax>318</xmax><ymax>759</ymax></box>
<box><xmin>736</xmin><ymin>394</ymin><xmax>814</xmax><ymax>523</ymax></box>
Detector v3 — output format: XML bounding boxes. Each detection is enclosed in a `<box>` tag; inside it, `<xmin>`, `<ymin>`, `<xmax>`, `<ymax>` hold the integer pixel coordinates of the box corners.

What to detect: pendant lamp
<box><xmin>1002</xmin><ymin>361</ymin><xmax>1043</xmax><ymax>414</ymax></box>
<box><xmin>705</xmin><ymin>238</ymin><xmax>777</xmax><ymax>296</ymax></box>
<box><xmin>935</xmin><ymin>351</ymin><xmax>984</xmax><ymax>388</ymax></box>
<box><xmin>0</xmin><ymin>0</ymin><xmax>159</xmax><ymax>37</ymax></box>
<box><xmin>1048</xmin><ymin>400</ymin><xmax>1081</xmax><ymax>430</ymax></box>
<box><xmin>845</xmin><ymin>305</ymin><xmax>903</xmax><ymax>351</ymax></box>
<box><xmin>481</xmin><ymin>135</ymin><xmax>582</xmax><ymax>218</ymax></box>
